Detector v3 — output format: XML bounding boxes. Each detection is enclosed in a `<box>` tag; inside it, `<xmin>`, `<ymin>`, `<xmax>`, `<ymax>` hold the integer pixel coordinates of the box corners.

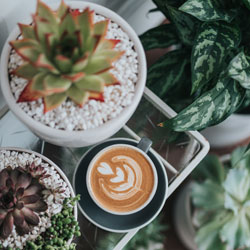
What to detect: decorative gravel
<box><xmin>8</xmin><ymin>13</ymin><xmax>138</xmax><ymax>131</ymax></box>
<box><xmin>0</xmin><ymin>150</ymin><xmax>72</xmax><ymax>249</ymax></box>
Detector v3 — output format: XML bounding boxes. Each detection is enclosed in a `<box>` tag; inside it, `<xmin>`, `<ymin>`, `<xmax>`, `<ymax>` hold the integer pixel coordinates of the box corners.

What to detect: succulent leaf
<box><xmin>44</xmin><ymin>93</ymin><xmax>67</xmax><ymax>112</ymax></box>
<box><xmin>12</xmin><ymin>63</ymin><xmax>39</xmax><ymax>80</ymax></box>
<box><xmin>36</xmin><ymin>0</ymin><xmax>57</xmax><ymax>26</ymax></box>
<box><xmin>17</xmin><ymin>81</ymin><xmax>44</xmax><ymax>102</ymax></box>
<box><xmin>57</xmin><ymin>0</ymin><xmax>69</xmax><ymax>19</ymax></box>
<box><xmin>11</xmin><ymin>1</ymin><xmax>123</xmax><ymax>112</ymax></box>
<box><xmin>1</xmin><ymin>213</ymin><xmax>14</xmax><ymax>239</ymax></box>
<box><xmin>67</xmin><ymin>86</ymin><xmax>89</xmax><ymax>107</ymax></box>
<box><xmin>44</xmin><ymin>75</ymin><xmax>71</xmax><ymax>94</ymax></box>
<box><xmin>74</xmin><ymin>75</ymin><xmax>104</xmax><ymax>92</ymax></box>
<box><xmin>18</xmin><ymin>23</ymin><xmax>36</xmax><ymax>40</ymax></box>
<box><xmin>25</xmin><ymin>200</ymin><xmax>48</xmax><ymax>212</ymax></box>
<box><xmin>98</xmin><ymin>71</ymin><xmax>118</xmax><ymax>85</ymax></box>
<box><xmin>21</xmin><ymin>207</ymin><xmax>40</xmax><ymax>225</ymax></box>
<box><xmin>84</xmin><ymin>56</ymin><xmax>112</xmax><ymax>74</ymax></box>
<box><xmin>0</xmin><ymin>166</ymin><xmax>48</xmax><ymax>238</ymax></box>
<box><xmin>16</xmin><ymin>173</ymin><xmax>32</xmax><ymax>190</ymax></box>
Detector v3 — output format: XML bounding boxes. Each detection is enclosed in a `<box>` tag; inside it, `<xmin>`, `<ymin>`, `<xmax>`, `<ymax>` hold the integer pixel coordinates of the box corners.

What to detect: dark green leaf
<box><xmin>192</xmin><ymin>154</ymin><xmax>225</xmax><ymax>184</ymax></box>
<box><xmin>238</xmin><ymin>90</ymin><xmax>250</xmax><ymax>112</ymax></box>
<box><xmin>147</xmin><ymin>49</ymin><xmax>189</xmax><ymax>99</ymax></box>
<box><xmin>139</xmin><ymin>23</ymin><xmax>179</xmax><ymax>51</ymax></box>
<box><xmin>160</xmin><ymin>74</ymin><xmax>245</xmax><ymax>131</ymax></box>
<box><xmin>179</xmin><ymin>0</ymin><xmax>237</xmax><ymax>22</ymax></box>
<box><xmin>152</xmin><ymin>0</ymin><xmax>186</xmax><ymax>18</ymax></box>
<box><xmin>166</xmin><ymin>5</ymin><xmax>201</xmax><ymax>46</ymax></box>
<box><xmin>228</xmin><ymin>51</ymin><xmax>250</xmax><ymax>89</ymax></box>
<box><xmin>231</xmin><ymin>146</ymin><xmax>247</xmax><ymax>167</ymax></box>
<box><xmin>231</xmin><ymin>145</ymin><xmax>250</xmax><ymax>172</ymax></box>
<box><xmin>191</xmin><ymin>22</ymin><xmax>241</xmax><ymax>93</ymax></box>
<box><xmin>244</xmin><ymin>143</ymin><xmax>250</xmax><ymax>157</ymax></box>
<box><xmin>243</xmin><ymin>0</ymin><xmax>250</xmax><ymax>9</ymax></box>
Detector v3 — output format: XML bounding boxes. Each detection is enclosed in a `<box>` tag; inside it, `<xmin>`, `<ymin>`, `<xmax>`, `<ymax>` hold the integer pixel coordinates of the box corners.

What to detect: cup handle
<box><xmin>137</xmin><ymin>137</ymin><xmax>152</xmax><ymax>153</ymax></box>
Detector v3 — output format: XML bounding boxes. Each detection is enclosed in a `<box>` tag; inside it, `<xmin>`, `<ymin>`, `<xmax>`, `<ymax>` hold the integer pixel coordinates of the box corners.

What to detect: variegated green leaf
<box><xmin>160</xmin><ymin>74</ymin><xmax>245</xmax><ymax>131</ymax></box>
<box><xmin>166</xmin><ymin>5</ymin><xmax>200</xmax><ymax>46</ymax></box>
<box><xmin>147</xmin><ymin>49</ymin><xmax>189</xmax><ymax>99</ymax></box>
<box><xmin>228</xmin><ymin>52</ymin><xmax>250</xmax><ymax>89</ymax></box>
<box><xmin>191</xmin><ymin>22</ymin><xmax>241</xmax><ymax>93</ymax></box>
<box><xmin>179</xmin><ymin>0</ymin><xmax>237</xmax><ymax>22</ymax></box>
<box><xmin>139</xmin><ymin>23</ymin><xmax>179</xmax><ymax>51</ymax></box>
<box><xmin>243</xmin><ymin>0</ymin><xmax>250</xmax><ymax>10</ymax></box>
<box><xmin>153</xmin><ymin>0</ymin><xmax>200</xmax><ymax>45</ymax></box>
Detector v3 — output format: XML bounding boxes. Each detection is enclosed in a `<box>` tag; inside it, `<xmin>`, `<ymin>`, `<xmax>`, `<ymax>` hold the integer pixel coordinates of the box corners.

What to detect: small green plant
<box><xmin>191</xmin><ymin>144</ymin><xmax>250</xmax><ymax>250</ymax></box>
<box><xmin>97</xmin><ymin>215</ymin><xmax>167</xmax><ymax>250</ymax></box>
<box><xmin>10</xmin><ymin>0</ymin><xmax>123</xmax><ymax>113</ymax></box>
<box><xmin>24</xmin><ymin>195</ymin><xmax>81</xmax><ymax>250</ymax></box>
<box><xmin>140</xmin><ymin>0</ymin><xmax>250</xmax><ymax>131</ymax></box>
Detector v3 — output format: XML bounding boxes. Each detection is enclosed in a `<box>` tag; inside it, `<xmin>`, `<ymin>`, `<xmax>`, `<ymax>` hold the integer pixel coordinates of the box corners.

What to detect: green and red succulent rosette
<box><xmin>10</xmin><ymin>0</ymin><xmax>124</xmax><ymax>113</ymax></box>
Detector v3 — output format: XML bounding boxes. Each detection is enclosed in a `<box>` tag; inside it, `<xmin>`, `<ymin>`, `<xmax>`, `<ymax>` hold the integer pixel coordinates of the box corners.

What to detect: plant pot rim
<box><xmin>0</xmin><ymin>1</ymin><xmax>146</xmax><ymax>143</ymax></box>
<box><xmin>0</xmin><ymin>146</ymin><xmax>78</xmax><ymax>227</ymax></box>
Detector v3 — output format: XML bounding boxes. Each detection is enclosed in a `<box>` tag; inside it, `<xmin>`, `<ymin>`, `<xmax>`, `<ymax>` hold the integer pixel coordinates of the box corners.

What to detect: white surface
<box><xmin>201</xmin><ymin>114</ymin><xmax>250</xmax><ymax>148</ymax></box>
<box><xmin>0</xmin><ymin>1</ymin><xmax>147</xmax><ymax>147</ymax></box>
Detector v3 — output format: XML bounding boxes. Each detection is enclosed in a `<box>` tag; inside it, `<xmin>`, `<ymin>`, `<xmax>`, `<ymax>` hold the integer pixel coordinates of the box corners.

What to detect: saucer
<box><xmin>73</xmin><ymin>138</ymin><xmax>168</xmax><ymax>233</ymax></box>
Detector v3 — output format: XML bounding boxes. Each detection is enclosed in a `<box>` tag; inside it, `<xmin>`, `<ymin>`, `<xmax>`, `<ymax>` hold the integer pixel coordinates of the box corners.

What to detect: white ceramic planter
<box><xmin>0</xmin><ymin>1</ymin><xmax>147</xmax><ymax>147</ymax></box>
<box><xmin>0</xmin><ymin>147</ymin><xmax>78</xmax><ymax>246</ymax></box>
<box><xmin>201</xmin><ymin>114</ymin><xmax>250</xmax><ymax>148</ymax></box>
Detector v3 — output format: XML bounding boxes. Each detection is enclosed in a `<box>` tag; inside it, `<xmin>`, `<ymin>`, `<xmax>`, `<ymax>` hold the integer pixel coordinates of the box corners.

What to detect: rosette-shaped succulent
<box><xmin>10</xmin><ymin>0</ymin><xmax>124</xmax><ymax>112</ymax></box>
<box><xmin>0</xmin><ymin>167</ymin><xmax>47</xmax><ymax>239</ymax></box>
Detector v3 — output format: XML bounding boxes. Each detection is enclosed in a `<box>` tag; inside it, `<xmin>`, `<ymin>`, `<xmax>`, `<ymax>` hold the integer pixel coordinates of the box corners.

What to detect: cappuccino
<box><xmin>87</xmin><ymin>145</ymin><xmax>157</xmax><ymax>214</ymax></box>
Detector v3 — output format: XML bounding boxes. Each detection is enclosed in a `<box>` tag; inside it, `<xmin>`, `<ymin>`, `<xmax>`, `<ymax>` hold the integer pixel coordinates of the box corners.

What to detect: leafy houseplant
<box><xmin>175</xmin><ymin>144</ymin><xmax>250</xmax><ymax>250</ymax></box>
<box><xmin>140</xmin><ymin>0</ymin><xmax>250</xmax><ymax>132</ymax></box>
<box><xmin>0</xmin><ymin>0</ymin><xmax>146</xmax><ymax>147</ymax></box>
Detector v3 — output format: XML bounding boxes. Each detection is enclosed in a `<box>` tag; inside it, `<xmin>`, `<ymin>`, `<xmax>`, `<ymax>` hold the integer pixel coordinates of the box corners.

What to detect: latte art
<box><xmin>89</xmin><ymin>146</ymin><xmax>156</xmax><ymax>213</ymax></box>
<box><xmin>97</xmin><ymin>155</ymin><xmax>143</xmax><ymax>201</ymax></box>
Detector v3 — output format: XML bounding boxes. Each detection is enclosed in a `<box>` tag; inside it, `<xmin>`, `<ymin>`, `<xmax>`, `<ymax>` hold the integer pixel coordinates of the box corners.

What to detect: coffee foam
<box><xmin>90</xmin><ymin>146</ymin><xmax>155</xmax><ymax>213</ymax></box>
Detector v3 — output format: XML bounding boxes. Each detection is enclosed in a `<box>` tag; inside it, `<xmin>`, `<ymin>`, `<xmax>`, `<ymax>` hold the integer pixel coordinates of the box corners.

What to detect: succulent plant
<box><xmin>10</xmin><ymin>0</ymin><xmax>123</xmax><ymax>113</ymax></box>
<box><xmin>191</xmin><ymin>144</ymin><xmax>250</xmax><ymax>250</ymax></box>
<box><xmin>0</xmin><ymin>166</ymin><xmax>47</xmax><ymax>239</ymax></box>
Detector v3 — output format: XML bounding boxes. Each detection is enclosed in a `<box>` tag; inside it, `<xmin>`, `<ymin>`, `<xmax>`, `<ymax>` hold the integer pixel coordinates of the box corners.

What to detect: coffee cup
<box><xmin>86</xmin><ymin>137</ymin><xmax>158</xmax><ymax>215</ymax></box>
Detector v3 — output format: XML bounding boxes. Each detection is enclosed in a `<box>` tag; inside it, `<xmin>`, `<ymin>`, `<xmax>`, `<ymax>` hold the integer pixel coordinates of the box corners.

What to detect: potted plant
<box><xmin>174</xmin><ymin>144</ymin><xmax>250</xmax><ymax>250</ymax></box>
<box><xmin>0</xmin><ymin>147</ymin><xmax>80</xmax><ymax>249</ymax></box>
<box><xmin>0</xmin><ymin>0</ymin><xmax>146</xmax><ymax>147</ymax></box>
<box><xmin>140</xmin><ymin>0</ymin><xmax>250</xmax><ymax>148</ymax></box>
